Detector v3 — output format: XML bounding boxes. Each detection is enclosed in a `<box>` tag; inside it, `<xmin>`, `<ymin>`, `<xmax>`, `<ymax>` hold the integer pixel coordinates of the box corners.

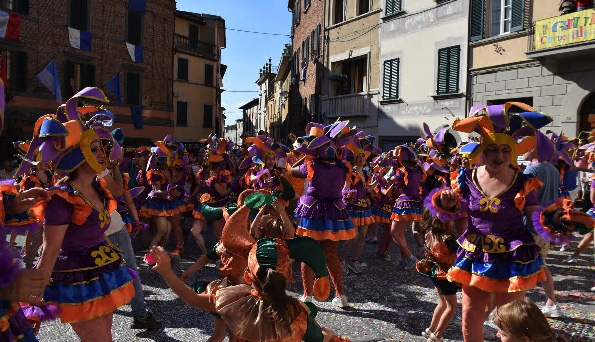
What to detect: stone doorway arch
<box><xmin>579</xmin><ymin>91</ymin><xmax>595</xmax><ymax>133</ymax></box>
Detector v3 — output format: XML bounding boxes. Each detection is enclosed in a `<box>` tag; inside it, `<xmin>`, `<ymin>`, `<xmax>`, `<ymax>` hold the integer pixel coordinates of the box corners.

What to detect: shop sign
<box><xmin>534</xmin><ymin>9</ymin><xmax>595</xmax><ymax>50</ymax></box>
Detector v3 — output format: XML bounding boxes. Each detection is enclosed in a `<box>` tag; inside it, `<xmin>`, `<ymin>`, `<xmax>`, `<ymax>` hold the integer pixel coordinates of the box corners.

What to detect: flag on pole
<box><xmin>37</xmin><ymin>59</ymin><xmax>62</xmax><ymax>103</ymax></box>
<box><xmin>68</xmin><ymin>27</ymin><xmax>92</xmax><ymax>51</ymax></box>
<box><xmin>130</xmin><ymin>105</ymin><xmax>143</xmax><ymax>129</ymax></box>
<box><xmin>0</xmin><ymin>10</ymin><xmax>20</xmax><ymax>41</ymax></box>
<box><xmin>129</xmin><ymin>0</ymin><xmax>147</xmax><ymax>13</ymax></box>
<box><xmin>126</xmin><ymin>43</ymin><xmax>143</xmax><ymax>63</ymax></box>
<box><xmin>105</xmin><ymin>72</ymin><xmax>121</xmax><ymax>106</ymax></box>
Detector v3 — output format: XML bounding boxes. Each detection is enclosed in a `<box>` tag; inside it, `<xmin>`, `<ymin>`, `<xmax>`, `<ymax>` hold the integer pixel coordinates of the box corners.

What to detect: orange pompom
<box><xmin>313</xmin><ymin>277</ymin><xmax>331</xmax><ymax>301</ymax></box>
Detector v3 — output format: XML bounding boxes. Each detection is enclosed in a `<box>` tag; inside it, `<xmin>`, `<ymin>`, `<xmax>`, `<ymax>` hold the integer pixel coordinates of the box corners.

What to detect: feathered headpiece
<box><xmin>452</xmin><ymin>102</ymin><xmax>553</xmax><ymax>166</ymax></box>
<box><xmin>14</xmin><ymin>87</ymin><xmax>121</xmax><ymax>177</ymax></box>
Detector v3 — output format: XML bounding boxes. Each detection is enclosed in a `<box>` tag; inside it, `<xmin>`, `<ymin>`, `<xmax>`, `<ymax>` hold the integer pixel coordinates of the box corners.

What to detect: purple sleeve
<box><xmin>524</xmin><ymin>191</ymin><xmax>538</xmax><ymax>207</ymax></box>
<box><xmin>44</xmin><ymin>195</ymin><xmax>74</xmax><ymax>226</ymax></box>
<box><xmin>591</xmin><ymin>179</ymin><xmax>595</xmax><ymax>189</ymax></box>
<box><xmin>298</xmin><ymin>163</ymin><xmax>308</xmax><ymax>176</ymax></box>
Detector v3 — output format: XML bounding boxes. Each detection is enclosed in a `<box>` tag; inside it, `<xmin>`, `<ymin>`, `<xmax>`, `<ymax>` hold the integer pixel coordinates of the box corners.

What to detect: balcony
<box><xmin>527</xmin><ymin>8</ymin><xmax>595</xmax><ymax>60</ymax></box>
<box><xmin>174</xmin><ymin>34</ymin><xmax>217</xmax><ymax>59</ymax></box>
<box><xmin>321</xmin><ymin>92</ymin><xmax>376</xmax><ymax>118</ymax></box>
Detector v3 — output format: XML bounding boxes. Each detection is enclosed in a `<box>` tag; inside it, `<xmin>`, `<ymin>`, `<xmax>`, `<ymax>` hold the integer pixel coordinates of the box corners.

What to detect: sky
<box><xmin>176</xmin><ymin>0</ymin><xmax>293</xmax><ymax>124</ymax></box>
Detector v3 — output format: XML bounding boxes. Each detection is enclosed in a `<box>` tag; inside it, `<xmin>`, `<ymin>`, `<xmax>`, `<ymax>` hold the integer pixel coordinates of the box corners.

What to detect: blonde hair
<box><xmin>493</xmin><ymin>299</ymin><xmax>566</xmax><ymax>342</ymax></box>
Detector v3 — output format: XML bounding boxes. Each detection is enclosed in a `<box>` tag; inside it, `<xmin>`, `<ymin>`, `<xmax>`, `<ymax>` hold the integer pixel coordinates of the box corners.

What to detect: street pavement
<box><xmin>18</xmin><ymin>225</ymin><xmax>595</xmax><ymax>341</ymax></box>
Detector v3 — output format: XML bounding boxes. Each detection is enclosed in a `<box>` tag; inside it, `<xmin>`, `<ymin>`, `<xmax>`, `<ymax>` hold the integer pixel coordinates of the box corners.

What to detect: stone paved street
<box><xmin>21</xmin><ymin>225</ymin><xmax>595</xmax><ymax>341</ymax></box>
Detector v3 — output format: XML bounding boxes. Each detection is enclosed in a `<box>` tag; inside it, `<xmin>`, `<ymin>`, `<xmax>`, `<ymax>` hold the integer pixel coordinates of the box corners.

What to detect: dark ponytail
<box><xmin>255</xmin><ymin>268</ymin><xmax>300</xmax><ymax>326</ymax></box>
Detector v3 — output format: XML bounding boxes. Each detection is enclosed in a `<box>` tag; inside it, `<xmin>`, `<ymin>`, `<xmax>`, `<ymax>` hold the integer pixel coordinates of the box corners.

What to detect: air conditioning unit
<box><xmin>173</xmin><ymin>91</ymin><xmax>181</xmax><ymax>97</ymax></box>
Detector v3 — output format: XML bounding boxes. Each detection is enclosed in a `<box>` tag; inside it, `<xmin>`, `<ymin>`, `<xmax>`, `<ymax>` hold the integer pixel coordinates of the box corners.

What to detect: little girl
<box><xmin>493</xmin><ymin>299</ymin><xmax>567</xmax><ymax>342</ymax></box>
<box><xmin>416</xmin><ymin>207</ymin><xmax>458</xmax><ymax>342</ymax></box>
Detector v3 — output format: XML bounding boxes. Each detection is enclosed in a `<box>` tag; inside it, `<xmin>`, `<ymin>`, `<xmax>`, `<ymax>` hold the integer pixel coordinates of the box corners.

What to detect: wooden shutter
<box><xmin>305</xmin><ymin>36</ymin><xmax>310</xmax><ymax>61</ymax></box>
<box><xmin>177</xmin><ymin>58</ymin><xmax>188</xmax><ymax>80</ymax></box>
<box><xmin>437</xmin><ymin>46</ymin><xmax>460</xmax><ymax>95</ymax></box>
<box><xmin>189</xmin><ymin>24</ymin><xmax>198</xmax><ymax>41</ymax></box>
<box><xmin>203</xmin><ymin>104</ymin><xmax>213</xmax><ymax>128</ymax></box>
<box><xmin>205</xmin><ymin>64</ymin><xmax>214</xmax><ymax>85</ymax></box>
<box><xmin>382</xmin><ymin>58</ymin><xmax>399</xmax><ymax>100</ymax></box>
<box><xmin>177</xmin><ymin>101</ymin><xmax>188</xmax><ymax>126</ymax></box>
<box><xmin>385</xmin><ymin>0</ymin><xmax>401</xmax><ymax>17</ymax></box>
<box><xmin>511</xmin><ymin>0</ymin><xmax>525</xmax><ymax>32</ymax></box>
<box><xmin>470</xmin><ymin>0</ymin><xmax>485</xmax><ymax>41</ymax></box>
<box><xmin>14</xmin><ymin>51</ymin><xmax>26</xmax><ymax>92</ymax></box>
<box><xmin>296</xmin><ymin>0</ymin><xmax>301</xmax><ymax>24</ymax></box>
<box><xmin>17</xmin><ymin>0</ymin><xmax>29</xmax><ymax>15</ymax></box>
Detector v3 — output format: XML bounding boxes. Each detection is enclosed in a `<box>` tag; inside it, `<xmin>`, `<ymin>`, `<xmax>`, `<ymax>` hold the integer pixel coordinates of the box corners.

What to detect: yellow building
<box><xmin>173</xmin><ymin>10</ymin><xmax>226</xmax><ymax>147</ymax></box>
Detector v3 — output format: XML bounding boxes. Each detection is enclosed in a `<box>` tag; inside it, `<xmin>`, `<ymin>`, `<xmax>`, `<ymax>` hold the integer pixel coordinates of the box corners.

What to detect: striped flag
<box><xmin>0</xmin><ymin>10</ymin><xmax>20</xmax><ymax>41</ymax></box>
<box><xmin>68</xmin><ymin>27</ymin><xmax>92</xmax><ymax>51</ymax></box>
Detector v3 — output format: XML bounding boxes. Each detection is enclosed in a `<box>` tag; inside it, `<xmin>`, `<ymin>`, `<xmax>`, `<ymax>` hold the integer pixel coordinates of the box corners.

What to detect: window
<box><xmin>3</xmin><ymin>0</ymin><xmax>28</xmax><ymax>14</ymax></box>
<box><xmin>64</xmin><ymin>61</ymin><xmax>95</xmax><ymax>98</ymax></box>
<box><xmin>302</xmin><ymin>97</ymin><xmax>308</xmax><ymax>120</ymax></box>
<box><xmin>69</xmin><ymin>0</ymin><xmax>88</xmax><ymax>31</ymax></box>
<box><xmin>204</xmin><ymin>64</ymin><xmax>214</xmax><ymax>86</ymax></box>
<box><xmin>309</xmin><ymin>93</ymin><xmax>317</xmax><ymax>121</ymax></box>
<box><xmin>304</xmin><ymin>37</ymin><xmax>310</xmax><ymax>64</ymax></box>
<box><xmin>305</xmin><ymin>0</ymin><xmax>311</xmax><ymax>10</ymax></box>
<box><xmin>176</xmin><ymin>101</ymin><xmax>188</xmax><ymax>126</ymax></box>
<box><xmin>333</xmin><ymin>0</ymin><xmax>344</xmax><ymax>24</ymax></box>
<box><xmin>189</xmin><ymin>24</ymin><xmax>199</xmax><ymax>41</ymax></box>
<box><xmin>294</xmin><ymin>0</ymin><xmax>301</xmax><ymax>26</ymax></box>
<box><xmin>177</xmin><ymin>58</ymin><xmax>188</xmax><ymax>80</ymax></box>
<box><xmin>125</xmin><ymin>72</ymin><xmax>141</xmax><ymax>105</ymax></box>
<box><xmin>1</xmin><ymin>50</ymin><xmax>26</xmax><ymax>91</ymax></box>
<box><xmin>335</xmin><ymin>57</ymin><xmax>367</xmax><ymax>95</ymax></box>
<box><xmin>470</xmin><ymin>0</ymin><xmax>525</xmax><ymax>41</ymax></box>
<box><xmin>436</xmin><ymin>46</ymin><xmax>460</xmax><ymax>95</ymax></box>
<box><xmin>203</xmin><ymin>104</ymin><xmax>213</xmax><ymax>128</ymax></box>
<box><xmin>357</xmin><ymin>0</ymin><xmax>370</xmax><ymax>16</ymax></box>
<box><xmin>382</xmin><ymin>58</ymin><xmax>399</xmax><ymax>100</ymax></box>
<box><xmin>385</xmin><ymin>0</ymin><xmax>402</xmax><ymax>17</ymax></box>
<box><xmin>127</xmin><ymin>10</ymin><xmax>143</xmax><ymax>45</ymax></box>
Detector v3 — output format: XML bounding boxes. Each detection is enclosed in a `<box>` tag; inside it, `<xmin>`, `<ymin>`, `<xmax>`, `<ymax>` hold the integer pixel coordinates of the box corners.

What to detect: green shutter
<box><xmin>385</xmin><ymin>0</ymin><xmax>401</xmax><ymax>17</ymax></box>
<box><xmin>511</xmin><ymin>0</ymin><xmax>525</xmax><ymax>32</ymax></box>
<box><xmin>437</xmin><ymin>46</ymin><xmax>460</xmax><ymax>95</ymax></box>
<box><xmin>470</xmin><ymin>0</ymin><xmax>485</xmax><ymax>41</ymax></box>
<box><xmin>382</xmin><ymin>58</ymin><xmax>399</xmax><ymax>100</ymax></box>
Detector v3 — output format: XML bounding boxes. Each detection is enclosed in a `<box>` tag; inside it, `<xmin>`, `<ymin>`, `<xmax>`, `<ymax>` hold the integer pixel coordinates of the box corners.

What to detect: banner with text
<box><xmin>534</xmin><ymin>9</ymin><xmax>595</xmax><ymax>50</ymax></box>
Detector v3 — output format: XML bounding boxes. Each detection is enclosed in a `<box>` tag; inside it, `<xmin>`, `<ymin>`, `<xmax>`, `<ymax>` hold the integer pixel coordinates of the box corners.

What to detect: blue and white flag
<box><xmin>105</xmin><ymin>72</ymin><xmax>121</xmax><ymax>106</ymax></box>
<box><xmin>37</xmin><ymin>59</ymin><xmax>62</xmax><ymax>103</ymax></box>
<box><xmin>129</xmin><ymin>0</ymin><xmax>147</xmax><ymax>13</ymax></box>
<box><xmin>68</xmin><ymin>27</ymin><xmax>92</xmax><ymax>51</ymax></box>
<box><xmin>126</xmin><ymin>43</ymin><xmax>143</xmax><ymax>63</ymax></box>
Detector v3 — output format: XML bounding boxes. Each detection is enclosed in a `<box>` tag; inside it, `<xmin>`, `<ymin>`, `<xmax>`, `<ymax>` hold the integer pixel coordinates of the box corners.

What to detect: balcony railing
<box><xmin>174</xmin><ymin>34</ymin><xmax>217</xmax><ymax>59</ymax></box>
<box><xmin>321</xmin><ymin>92</ymin><xmax>375</xmax><ymax>118</ymax></box>
<box><xmin>528</xmin><ymin>8</ymin><xmax>595</xmax><ymax>54</ymax></box>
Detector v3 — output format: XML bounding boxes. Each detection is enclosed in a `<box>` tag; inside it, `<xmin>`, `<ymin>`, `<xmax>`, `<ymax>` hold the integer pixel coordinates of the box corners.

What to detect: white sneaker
<box><xmin>590</xmin><ymin>285</ymin><xmax>595</xmax><ymax>292</ymax></box>
<box><xmin>422</xmin><ymin>328</ymin><xmax>431</xmax><ymax>339</ymax></box>
<box><xmin>563</xmin><ymin>256</ymin><xmax>577</xmax><ymax>263</ymax></box>
<box><xmin>347</xmin><ymin>260</ymin><xmax>363</xmax><ymax>274</ymax></box>
<box><xmin>560</xmin><ymin>244</ymin><xmax>570</xmax><ymax>252</ymax></box>
<box><xmin>541</xmin><ymin>304</ymin><xmax>563</xmax><ymax>318</ymax></box>
<box><xmin>300</xmin><ymin>295</ymin><xmax>312</xmax><ymax>303</ymax></box>
<box><xmin>332</xmin><ymin>295</ymin><xmax>348</xmax><ymax>308</ymax></box>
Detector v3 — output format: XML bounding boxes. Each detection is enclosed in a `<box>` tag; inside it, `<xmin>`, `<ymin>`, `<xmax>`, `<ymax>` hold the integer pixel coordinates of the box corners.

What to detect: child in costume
<box><xmin>290</xmin><ymin>122</ymin><xmax>356</xmax><ymax>308</ymax></box>
<box><xmin>416</xmin><ymin>207</ymin><xmax>459</xmax><ymax>342</ymax></box>
<box><xmin>492</xmin><ymin>299</ymin><xmax>567</xmax><ymax>342</ymax></box>
<box><xmin>432</xmin><ymin>102</ymin><xmax>552</xmax><ymax>341</ymax></box>
<box><xmin>150</xmin><ymin>203</ymin><xmax>350</xmax><ymax>342</ymax></box>
<box><xmin>22</xmin><ymin>88</ymin><xmax>136</xmax><ymax>341</ymax></box>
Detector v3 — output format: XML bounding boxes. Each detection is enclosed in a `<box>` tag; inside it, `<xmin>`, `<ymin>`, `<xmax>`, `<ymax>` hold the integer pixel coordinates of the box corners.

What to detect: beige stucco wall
<box><xmin>174</xmin><ymin>17</ymin><xmax>225</xmax><ymax>48</ymax></box>
<box><xmin>533</xmin><ymin>0</ymin><xmax>561</xmax><ymax>22</ymax></box>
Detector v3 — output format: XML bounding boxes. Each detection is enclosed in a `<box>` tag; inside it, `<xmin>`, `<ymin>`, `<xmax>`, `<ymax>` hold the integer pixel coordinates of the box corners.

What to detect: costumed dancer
<box><xmin>191</xmin><ymin>136</ymin><xmax>233</xmax><ymax>257</ymax></box>
<box><xmin>371</xmin><ymin>155</ymin><xmax>398</xmax><ymax>261</ymax></box>
<box><xmin>416</xmin><ymin>206</ymin><xmax>460</xmax><ymax>342</ymax></box>
<box><xmin>21</xmin><ymin>88</ymin><xmax>136</xmax><ymax>341</ymax></box>
<box><xmin>290</xmin><ymin>122</ymin><xmax>356</xmax><ymax>308</ymax></box>
<box><xmin>340</xmin><ymin>135</ymin><xmax>378</xmax><ymax>274</ymax></box>
<box><xmin>13</xmin><ymin>141</ymin><xmax>56</xmax><ymax>268</ymax></box>
<box><xmin>169</xmin><ymin>143</ymin><xmax>193</xmax><ymax>255</ymax></box>
<box><xmin>150</xmin><ymin>203</ymin><xmax>350</xmax><ymax>342</ymax></box>
<box><xmin>431</xmin><ymin>102</ymin><xmax>551</xmax><ymax>341</ymax></box>
<box><xmin>388</xmin><ymin>144</ymin><xmax>425</xmax><ymax>269</ymax></box>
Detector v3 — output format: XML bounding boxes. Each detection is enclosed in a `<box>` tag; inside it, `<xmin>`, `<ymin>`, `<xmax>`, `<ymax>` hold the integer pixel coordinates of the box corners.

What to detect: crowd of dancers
<box><xmin>2</xmin><ymin>85</ymin><xmax>592</xmax><ymax>342</ymax></box>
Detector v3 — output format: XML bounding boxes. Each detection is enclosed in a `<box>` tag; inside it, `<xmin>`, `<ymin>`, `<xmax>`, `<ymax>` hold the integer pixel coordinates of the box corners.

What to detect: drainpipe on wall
<box><xmin>322</xmin><ymin>0</ymin><xmax>328</xmax><ymax>124</ymax></box>
<box><xmin>465</xmin><ymin>0</ymin><xmax>472</xmax><ymax>119</ymax></box>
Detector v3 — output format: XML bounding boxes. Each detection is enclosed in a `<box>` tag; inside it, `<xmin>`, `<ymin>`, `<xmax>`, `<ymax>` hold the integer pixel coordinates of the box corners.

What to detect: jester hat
<box><xmin>452</xmin><ymin>102</ymin><xmax>554</xmax><ymax>166</ymax></box>
<box><xmin>221</xmin><ymin>205</ymin><xmax>331</xmax><ymax>301</ymax></box>
<box><xmin>546</xmin><ymin>131</ymin><xmax>576</xmax><ymax>165</ymax></box>
<box><xmin>295</xmin><ymin>121</ymin><xmax>352</xmax><ymax>160</ymax></box>
<box><xmin>15</xmin><ymin>87</ymin><xmax>122</xmax><ymax>178</ymax></box>
<box><xmin>239</xmin><ymin>135</ymin><xmax>277</xmax><ymax>169</ymax></box>
<box><xmin>418</xmin><ymin>123</ymin><xmax>458</xmax><ymax>156</ymax></box>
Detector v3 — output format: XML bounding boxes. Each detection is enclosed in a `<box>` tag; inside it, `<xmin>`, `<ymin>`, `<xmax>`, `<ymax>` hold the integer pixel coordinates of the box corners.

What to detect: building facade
<box><xmin>239</xmin><ymin>98</ymin><xmax>259</xmax><ymax>137</ymax></box>
<box><xmin>470</xmin><ymin>0</ymin><xmax>595</xmax><ymax>136</ymax></box>
<box><xmin>256</xmin><ymin>58</ymin><xmax>276</xmax><ymax>136</ymax></box>
<box><xmin>321</xmin><ymin>0</ymin><xmax>382</xmax><ymax>136</ymax></box>
<box><xmin>377</xmin><ymin>0</ymin><xmax>470</xmax><ymax>151</ymax></box>
<box><xmin>0</xmin><ymin>0</ymin><xmax>176</xmax><ymax>161</ymax></box>
<box><xmin>271</xmin><ymin>45</ymin><xmax>292</xmax><ymax>141</ymax></box>
<box><xmin>173</xmin><ymin>10</ymin><xmax>226</xmax><ymax>145</ymax></box>
<box><xmin>288</xmin><ymin>0</ymin><xmax>325</xmax><ymax>138</ymax></box>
